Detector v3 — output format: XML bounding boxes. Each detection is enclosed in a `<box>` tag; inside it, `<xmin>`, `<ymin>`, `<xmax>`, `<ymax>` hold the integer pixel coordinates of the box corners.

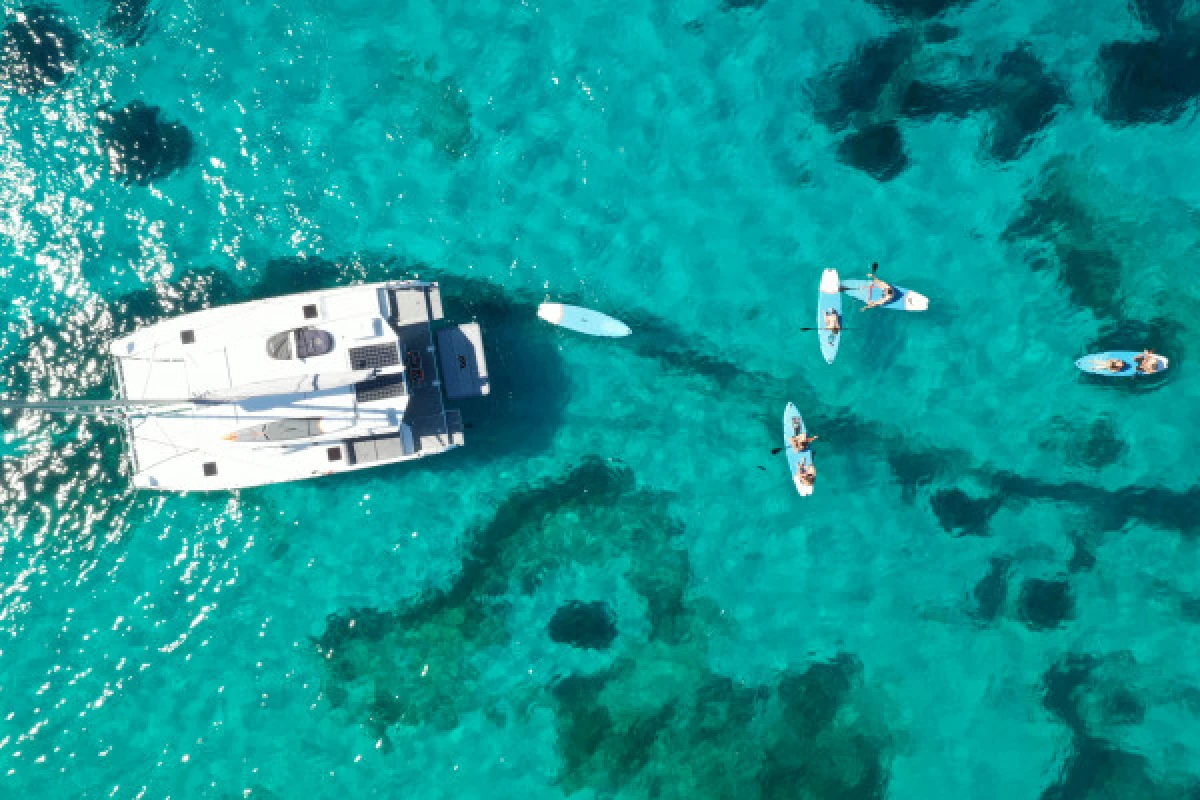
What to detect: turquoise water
<box><xmin>3</xmin><ymin>0</ymin><xmax>1200</xmax><ymax>795</ymax></box>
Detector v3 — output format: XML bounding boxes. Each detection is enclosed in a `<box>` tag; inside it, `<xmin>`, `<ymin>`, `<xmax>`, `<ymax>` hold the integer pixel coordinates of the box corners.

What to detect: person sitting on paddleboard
<box><xmin>861</xmin><ymin>265</ymin><xmax>896</xmax><ymax>311</ymax></box>
<box><xmin>824</xmin><ymin>308</ymin><xmax>842</xmax><ymax>335</ymax></box>
<box><xmin>796</xmin><ymin>462</ymin><xmax>815</xmax><ymax>487</ymax></box>
<box><xmin>791</xmin><ymin>433</ymin><xmax>818</xmax><ymax>452</ymax></box>
<box><xmin>1135</xmin><ymin>350</ymin><xmax>1164</xmax><ymax>374</ymax></box>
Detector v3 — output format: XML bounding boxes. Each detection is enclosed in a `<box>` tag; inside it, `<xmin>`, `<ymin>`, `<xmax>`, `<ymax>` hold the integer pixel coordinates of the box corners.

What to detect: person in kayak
<box><xmin>861</xmin><ymin>264</ymin><xmax>896</xmax><ymax>311</ymax></box>
<box><xmin>795</xmin><ymin>462</ymin><xmax>816</xmax><ymax>488</ymax></box>
<box><xmin>1135</xmin><ymin>350</ymin><xmax>1165</xmax><ymax>374</ymax></box>
<box><xmin>823</xmin><ymin>308</ymin><xmax>842</xmax><ymax>334</ymax></box>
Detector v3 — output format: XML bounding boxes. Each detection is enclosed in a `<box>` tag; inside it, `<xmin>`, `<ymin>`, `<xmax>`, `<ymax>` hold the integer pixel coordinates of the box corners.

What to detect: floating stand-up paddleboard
<box><xmin>538</xmin><ymin>303</ymin><xmax>632</xmax><ymax>337</ymax></box>
<box><xmin>782</xmin><ymin>402</ymin><xmax>814</xmax><ymax>496</ymax></box>
<box><xmin>1076</xmin><ymin>351</ymin><xmax>1169</xmax><ymax>377</ymax></box>
<box><xmin>840</xmin><ymin>279</ymin><xmax>929</xmax><ymax>311</ymax></box>
<box><xmin>818</xmin><ymin>269</ymin><xmax>842</xmax><ymax>364</ymax></box>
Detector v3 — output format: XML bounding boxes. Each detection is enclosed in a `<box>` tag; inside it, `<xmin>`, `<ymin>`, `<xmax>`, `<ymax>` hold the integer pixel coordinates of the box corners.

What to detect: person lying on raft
<box><xmin>824</xmin><ymin>308</ymin><xmax>842</xmax><ymax>334</ymax></box>
<box><xmin>795</xmin><ymin>462</ymin><xmax>816</xmax><ymax>488</ymax></box>
<box><xmin>860</xmin><ymin>264</ymin><xmax>896</xmax><ymax>311</ymax></box>
<box><xmin>1135</xmin><ymin>350</ymin><xmax>1165</xmax><ymax>374</ymax></box>
<box><xmin>790</xmin><ymin>432</ymin><xmax>818</xmax><ymax>452</ymax></box>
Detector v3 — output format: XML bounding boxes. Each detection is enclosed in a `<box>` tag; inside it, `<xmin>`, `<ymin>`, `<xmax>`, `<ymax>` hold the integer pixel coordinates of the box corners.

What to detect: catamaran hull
<box><xmin>112</xmin><ymin>280</ymin><xmax>486</xmax><ymax>490</ymax></box>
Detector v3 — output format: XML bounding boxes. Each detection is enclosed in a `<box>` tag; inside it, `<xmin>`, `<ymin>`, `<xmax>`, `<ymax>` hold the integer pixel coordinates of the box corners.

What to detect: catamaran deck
<box><xmin>111</xmin><ymin>280</ymin><xmax>486</xmax><ymax>491</ymax></box>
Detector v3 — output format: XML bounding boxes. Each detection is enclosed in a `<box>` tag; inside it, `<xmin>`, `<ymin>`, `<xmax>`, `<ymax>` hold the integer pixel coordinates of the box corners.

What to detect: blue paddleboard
<box><xmin>537</xmin><ymin>303</ymin><xmax>632</xmax><ymax>337</ymax></box>
<box><xmin>1076</xmin><ymin>351</ymin><xmax>1169</xmax><ymax>377</ymax></box>
<box><xmin>782</xmin><ymin>402</ymin><xmax>814</xmax><ymax>496</ymax></box>
<box><xmin>818</xmin><ymin>269</ymin><xmax>842</xmax><ymax>364</ymax></box>
<box><xmin>839</xmin><ymin>279</ymin><xmax>929</xmax><ymax>311</ymax></box>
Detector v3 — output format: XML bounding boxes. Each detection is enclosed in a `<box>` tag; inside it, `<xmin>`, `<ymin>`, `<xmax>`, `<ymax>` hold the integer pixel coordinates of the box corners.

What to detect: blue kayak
<box><xmin>782</xmin><ymin>402</ymin><xmax>814</xmax><ymax>496</ymax></box>
<box><xmin>817</xmin><ymin>269</ymin><xmax>842</xmax><ymax>364</ymax></box>
<box><xmin>1076</xmin><ymin>351</ymin><xmax>1169</xmax><ymax>377</ymax></box>
<box><xmin>840</xmin><ymin>279</ymin><xmax>929</xmax><ymax>311</ymax></box>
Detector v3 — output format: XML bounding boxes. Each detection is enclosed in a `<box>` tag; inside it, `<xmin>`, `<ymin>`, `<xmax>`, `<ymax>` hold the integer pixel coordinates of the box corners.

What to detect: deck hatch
<box><xmin>346</xmin><ymin>433</ymin><xmax>412</xmax><ymax>465</ymax></box>
<box><xmin>348</xmin><ymin>342</ymin><xmax>401</xmax><ymax>371</ymax></box>
<box><xmin>355</xmin><ymin>373</ymin><xmax>407</xmax><ymax>403</ymax></box>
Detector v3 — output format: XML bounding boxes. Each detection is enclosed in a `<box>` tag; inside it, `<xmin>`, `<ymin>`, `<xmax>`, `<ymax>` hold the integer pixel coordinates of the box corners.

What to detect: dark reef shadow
<box><xmin>104</xmin><ymin>0</ymin><xmax>152</xmax><ymax>46</ymax></box>
<box><xmin>812</xmin><ymin>31</ymin><xmax>919</xmax><ymax>133</ymax></box>
<box><xmin>863</xmin><ymin>0</ymin><xmax>975</xmax><ymax>21</ymax></box>
<box><xmin>969</xmin><ymin>556</ymin><xmax>1011</xmax><ymax>623</ymax></box>
<box><xmin>1017</xmin><ymin>577</ymin><xmax>1074</xmax><ymax>631</ymax></box>
<box><xmin>97</xmin><ymin>101</ymin><xmax>195</xmax><ymax>186</ymax></box>
<box><xmin>1037</xmin><ymin>652</ymin><xmax>1188</xmax><ymax>799</ymax></box>
<box><xmin>1096</xmin><ymin>34</ymin><xmax>1200</xmax><ymax>125</ymax></box>
<box><xmin>837</xmin><ymin>121</ymin><xmax>910</xmax><ymax>181</ymax></box>
<box><xmin>547</xmin><ymin>601</ymin><xmax>618</xmax><ymax>650</ymax></box>
<box><xmin>930</xmin><ymin>487</ymin><xmax>1001</xmax><ymax>537</ymax></box>
<box><xmin>984</xmin><ymin>46</ymin><xmax>1068</xmax><ymax>162</ymax></box>
<box><xmin>810</xmin><ymin>31</ymin><xmax>1066</xmax><ymax>175</ymax></box>
<box><xmin>0</xmin><ymin>5</ymin><xmax>80</xmax><ymax>96</ymax></box>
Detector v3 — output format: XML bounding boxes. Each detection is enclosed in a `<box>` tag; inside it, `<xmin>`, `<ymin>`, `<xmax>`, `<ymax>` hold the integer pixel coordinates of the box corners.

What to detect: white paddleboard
<box><xmin>905</xmin><ymin>291</ymin><xmax>930</xmax><ymax>311</ymax></box>
<box><xmin>818</xmin><ymin>269</ymin><xmax>842</xmax><ymax>364</ymax></box>
<box><xmin>839</xmin><ymin>279</ymin><xmax>929</xmax><ymax>311</ymax></box>
<box><xmin>537</xmin><ymin>303</ymin><xmax>632</xmax><ymax>338</ymax></box>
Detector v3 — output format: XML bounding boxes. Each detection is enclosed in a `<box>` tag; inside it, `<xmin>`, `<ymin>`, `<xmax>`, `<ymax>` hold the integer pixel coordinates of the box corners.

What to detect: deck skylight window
<box><xmin>267</xmin><ymin>327</ymin><xmax>335</xmax><ymax>360</ymax></box>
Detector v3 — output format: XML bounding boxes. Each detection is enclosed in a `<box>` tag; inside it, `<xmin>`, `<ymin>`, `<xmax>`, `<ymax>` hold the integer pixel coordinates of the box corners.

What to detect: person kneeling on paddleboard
<box><xmin>861</xmin><ymin>264</ymin><xmax>896</xmax><ymax>311</ymax></box>
<box><xmin>824</xmin><ymin>308</ymin><xmax>842</xmax><ymax>334</ymax></box>
<box><xmin>796</xmin><ymin>462</ymin><xmax>816</xmax><ymax>488</ymax></box>
<box><xmin>1135</xmin><ymin>350</ymin><xmax>1165</xmax><ymax>374</ymax></box>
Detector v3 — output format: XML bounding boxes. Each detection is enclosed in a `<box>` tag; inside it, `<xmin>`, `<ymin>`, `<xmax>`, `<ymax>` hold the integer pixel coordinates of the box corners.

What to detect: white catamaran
<box><xmin>6</xmin><ymin>280</ymin><xmax>489</xmax><ymax>491</ymax></box>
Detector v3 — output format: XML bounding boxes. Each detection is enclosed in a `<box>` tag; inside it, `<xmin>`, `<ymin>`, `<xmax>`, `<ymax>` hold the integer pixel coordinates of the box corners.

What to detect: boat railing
<box><xmin>111</xmin><ymin>359</ymin><xmax>140</xmax><ymax>476</ymax></box>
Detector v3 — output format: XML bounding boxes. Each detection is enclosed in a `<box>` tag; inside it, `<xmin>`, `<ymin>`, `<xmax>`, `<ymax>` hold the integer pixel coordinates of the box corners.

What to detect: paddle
<box><xmin>772</xmin><ymin>434</ymin><xmax>819</xmax><ymax>456</ymax></box>
<box><xmin>838</xmin><ymin>262</ymin><xmax>880</xmax><ymax>293</ymax></box>
<box><xmin>795</xmin><ymin>326</ymin><xmax>851</xmax><ymax>332</ymax></box>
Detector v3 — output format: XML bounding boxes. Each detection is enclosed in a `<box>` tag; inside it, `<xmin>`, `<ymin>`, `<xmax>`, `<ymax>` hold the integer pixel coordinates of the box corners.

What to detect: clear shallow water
<box><xmin>2</xmin><ymin>0</ymin><xmax>1200</xmax><ymax>796</ymax></box>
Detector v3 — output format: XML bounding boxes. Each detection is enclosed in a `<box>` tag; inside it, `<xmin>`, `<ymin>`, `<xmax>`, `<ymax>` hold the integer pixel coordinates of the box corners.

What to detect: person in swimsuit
<box><xmin>1104</xmin><ymin>358</ymin><xmax>1129</xmax><ymax>373</ymax></box>
<box><xmin>790</xmin><ymin>432</ymin><xmax>818</xmax><ymax>452</ymax></box>
<box><xmin>1134</xmin><ymin>350</ymin><xmax>1164</xmax><ymax>374</ymax></box>
<box><xmin>824</xmin><ymin>308</ymin><xmax>842</xmax><ymax>335</ymax></box>
<box><xmin>861</xmin><ymin>265</ymin><xmax>897</xmax><ymax>311</ymax></box>
<box><xmin>796</xmin><ymin>462</ymin><xmax>816</xmax><ymax>487</ymax></box>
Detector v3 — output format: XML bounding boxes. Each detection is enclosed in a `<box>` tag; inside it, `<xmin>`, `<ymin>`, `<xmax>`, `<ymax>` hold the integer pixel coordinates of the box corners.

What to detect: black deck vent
<box><xmin>202</xmin><ymin>462</ymin><xmax>218</xmax><ymax>476</ymax></box>
<box><xmin>180</xmin><ymin>330</ymin><xmax>195</xmax><ymax>345</ymax></box>
<box><xmin>326</xmin><ymin>446</ymin><xmax>343</xmax><ymax>462</ymax></box>
<box><xmin>302</xmin><ymin>304</ymin><xmax>318</xmax><ymax>319</ymax></box>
